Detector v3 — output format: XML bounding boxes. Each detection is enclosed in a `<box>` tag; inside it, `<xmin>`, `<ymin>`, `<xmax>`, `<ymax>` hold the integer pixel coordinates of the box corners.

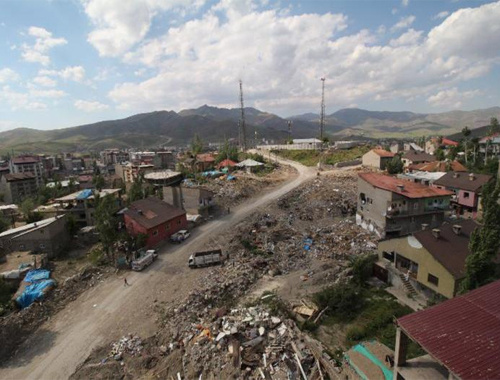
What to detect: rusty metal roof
<box><xmin>359</xmin><ymin>173</ymin><xmax>453</xmax><ymax>199</ymax></box>
<box><xmin>398</xmin><ymin>280</ymin><xmax>500</xmax><ymax>380</ymax></box>
<box><xmin>371</xmin><ymin>149</ymin><xmax>395</xmax><ymax>158</ymax></box>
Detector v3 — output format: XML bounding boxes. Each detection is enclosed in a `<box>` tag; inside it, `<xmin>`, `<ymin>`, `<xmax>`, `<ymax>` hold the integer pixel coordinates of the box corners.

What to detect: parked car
<box><xmin>170</xmin><ymin>230</ymin><xmax>190</xmax><ymax>243</ymax></box>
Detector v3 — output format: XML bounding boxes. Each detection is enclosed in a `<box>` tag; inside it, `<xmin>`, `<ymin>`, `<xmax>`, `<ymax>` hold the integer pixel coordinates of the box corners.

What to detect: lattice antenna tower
<box><xmin>320</xmin><ymin>77</ymin><xmax>326</xmax><ymax>141</ymax></box>
<box><xmin>239</xmin><ymin>80</ymin><xmax>247</xmax><ymax>151</ymax></box>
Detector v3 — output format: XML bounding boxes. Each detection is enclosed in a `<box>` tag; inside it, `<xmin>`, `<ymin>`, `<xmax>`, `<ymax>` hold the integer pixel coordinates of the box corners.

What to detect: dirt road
<box><xmin>0</xmin><ymin>159</ymin><xmax>315</xmax><ymax>380</ymax></box>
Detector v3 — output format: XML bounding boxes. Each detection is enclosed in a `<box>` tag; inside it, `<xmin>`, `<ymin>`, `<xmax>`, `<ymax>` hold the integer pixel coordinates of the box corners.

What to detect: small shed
<box><xmin>236</xmin><ymin>159</ymin><xmax>264</xmax><ymax>173</ymax></box>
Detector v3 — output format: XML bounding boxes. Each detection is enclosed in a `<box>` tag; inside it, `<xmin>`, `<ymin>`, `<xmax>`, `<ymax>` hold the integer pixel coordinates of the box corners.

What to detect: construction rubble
<box><xmin>71</xmin><ymin>169</ymin><xmax>377</xmax><ymax>379</ymax></box>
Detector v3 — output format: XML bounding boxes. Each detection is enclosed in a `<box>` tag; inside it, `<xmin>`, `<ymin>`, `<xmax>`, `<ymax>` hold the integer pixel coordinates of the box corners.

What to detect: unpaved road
<box><xmin>0</xmin><ymin>158</ymin><xmax>315</xmax><ymax>380</ymax></box>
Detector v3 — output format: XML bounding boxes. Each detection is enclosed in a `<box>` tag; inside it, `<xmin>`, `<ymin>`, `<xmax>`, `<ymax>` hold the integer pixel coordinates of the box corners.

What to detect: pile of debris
<box><xmin>157</xmin><ymin>303</ymin><xmax>341</xmax><ymax>379</ymax></box>
<box><xmin>110</xmin><ymin>335</ymin><xmax>144</xmax><ymax>361</ymax></box>
<box><xmin>0</xmin><ymin>265</ymin><xmax>112</xmax><ymax>364</ymax></box>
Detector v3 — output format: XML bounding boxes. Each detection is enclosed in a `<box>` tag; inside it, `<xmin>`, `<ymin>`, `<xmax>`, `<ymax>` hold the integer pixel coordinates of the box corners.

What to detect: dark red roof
<box><xmin>196</xmin><ymin>154</ymin><xmax>215</xmax><ymax>163</ymax></box>
<box><xmin>124</xmin><ymin>197</ymin><xmax>185</xmax><ymax>230</ymax></box>
<box><xmin>414</xmin><ymin>220</ymin><xmax>477</xmax><ymax>279</ymax></box>
<box><xmin>369</xmin><ymin>148</ymin><xmax>395</xmax><ymax>158</ymax></box>
<box><xmin>434</xmin><ymin>172</ymin><xmax>492</xmax><ymax>192</ymax></box>
<box><xmin>359</xmin><ymin>173</ymin><xmax>453</xmax><ymax>199</ymax></box>
<box><xmin>398</xmin><ymin>280</ymin><xmax>500</xmax><ymax>380</ymax></box>
<box><xmin>442</xmin><ymin>138</ymin><xmax>459</xmax><ymax>146</ymax></box>
<box><xmin>11</xmin><ymin>156</ymin><xmax>40</xmax><ymax>164</ymax></box>
<box><xmin>402</xmin><ymin>151</ymin><xmax>437</xmax><ymax>163</ymax></box>
<box><xmin>410</xmin><ymin>160</ymin><xmax>467</xmax><ymax>172</ymax></box>
<box><xmin>217</xmin><ymin>159</ymin><xmax>237</xmax><ymax>168</ymax></box>
<box><xmin>4</xmin><ymin>172</ymin><xmax>36</xmax><ymax>182</ymax></box>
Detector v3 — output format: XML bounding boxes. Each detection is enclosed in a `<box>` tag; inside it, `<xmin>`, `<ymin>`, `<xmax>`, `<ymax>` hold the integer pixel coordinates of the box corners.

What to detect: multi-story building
<box><xmin>154</xmin><ymin>151</ymin><xmax>176</xmax><ymax>170</ymax></box>
<box><xmin>100</xmin><ymin>149</ymin><xmax>129</xmax><ymax>166</ymax></box>
<box><xmin>0</xmin><ymin>173</ymin><xmax>38</xmax><ymax>204</ymax></box>
<box><xmin>9</xmin><ymin>155</ymin><xmax>44</xmax><ymax>187</ymax></box>
<box><xmin>432</xmin><ymin>172</ymin><xmax>493</xmax><ymax>218</ymax></box>
<box><xmin>356</xmin><ymin>173</ymin><xmax>452</xmax><ymax>238</ymax></box>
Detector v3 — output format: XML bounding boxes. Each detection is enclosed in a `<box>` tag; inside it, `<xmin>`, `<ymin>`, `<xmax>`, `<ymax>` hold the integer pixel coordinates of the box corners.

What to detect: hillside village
<box><xmin>0</xmin><ymin>119</ymin><xmax>499</xmax><ymax>380</ymax></box>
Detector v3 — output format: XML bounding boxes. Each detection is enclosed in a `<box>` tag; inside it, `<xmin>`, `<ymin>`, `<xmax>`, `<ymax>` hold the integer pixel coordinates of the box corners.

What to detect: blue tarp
<box><xmin>202</xmin><ymin>170</ymin><xmax>224</xmax><ymax>178</ymax></box>
<box><xmin>304</xmin><ymin>238</ymin><xmax>313</xmax><ymax>251</ymax></box>
<box><xmin>24</xmin><ymin>269</ymin><xmax>50</xmax><ymax>283</ymax></box>
<box><xmin>226</xmin><ymin>175</ymin><xmax>236</xmax><ymax>181</ymax></box>
<box><xmin>16</xmin><ymin>279</ymin><xmax>55</xmax><ymax>308</ymax></box>
<box><xmin>76</xmin><ymin>189</ymin><xmax>93</xmax><ymax>200</ymax></box>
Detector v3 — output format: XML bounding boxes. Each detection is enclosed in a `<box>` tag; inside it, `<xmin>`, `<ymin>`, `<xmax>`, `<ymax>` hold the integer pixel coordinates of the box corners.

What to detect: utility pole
<box><xmin>288</xmin><ymin>120</ymin><xmax>292</xmax><ymax>142</ymax></box>
<box><xmin>239</xmin><ymin>80</ymin><xmax>247</xmax><ymax>152</ymax></box>
<box><xmin>320</xmin><ymin>77</ymin><xmax>325</xmax><ymax>142</ymax></box>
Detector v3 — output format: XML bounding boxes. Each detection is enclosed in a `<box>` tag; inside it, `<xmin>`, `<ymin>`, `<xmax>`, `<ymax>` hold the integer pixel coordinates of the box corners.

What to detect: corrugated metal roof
<box><xmin>359</xmin><ymin>173</ymin><xmax>453</xmax><ymax>199</ymax></box>
<box><xmin>398</xmin><ymin>280</ymin><xmax>500</xmax><ymax>380</ymax></box>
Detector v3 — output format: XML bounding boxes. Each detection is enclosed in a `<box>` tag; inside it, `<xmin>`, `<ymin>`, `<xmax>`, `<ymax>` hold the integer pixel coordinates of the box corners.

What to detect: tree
<box><xmin>216</xmin><ymin>139</ymin><xmax>239</xmax><ymax>164</ymax></box>
<box><xmin>460</xmin><ymin>181</ymin><xmax>500</xmax><ymax>293</ymax></box>
<box><xmin>435</xmin><ymin>148</ymin><xmax>445</xmax><ymax>161</ymax></box>
<box><xmin>0</xmin><ymin>215</ymin><xmax>9</xmax><ymax>233</ymax></box>
<box><xmin>462</xmin><ymin>126</ymin><xmax>471</xmax><ymax>164</ymax></box>
<box><xmin>66</xmin><ymin>213</ymin><xmax>79</xmax><ymax>237</ymax></box>
<box><xmin>127</xmin><ymin>174</ymin><xmax>144</xmax><ymax>204</ymax></box>
<box><xmin>386</xmin><ymin>155</ymin><xmax>403</xmax><ymax>174</ymax></box>
<box><xmin>19</xmin><ymin>198</ymin><xmax>42</xmax><ymax>223</ymax></box>
<box><xmin>490</xmin><ymin>117</ymin><xmax>499</xmax><ymax>134</ymax></box>
<box><xmin>93</xmin><ymin>174</ymin><xmax>105</xmax><ymax>191</ymax></box>
<box><xmin>94</xmin><ymin>194</ymin><xmax>119</xmax><ymax>264</ymax></box>
<box><xmin>191</xmin><ymin>134</ymin><xmax>204</xmax><ymax>156</ymax></box>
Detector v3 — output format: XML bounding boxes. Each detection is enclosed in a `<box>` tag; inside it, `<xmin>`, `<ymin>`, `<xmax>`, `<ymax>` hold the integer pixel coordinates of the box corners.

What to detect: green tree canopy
<box><xmin>94</xmin><ymin>194</ymin><xmax>119</xmax><ymax>263</ymax></box>
<box><xmin>386</xmin><ymin>155</ymin><xmax>404</xmax><ymax>174</ymax></box>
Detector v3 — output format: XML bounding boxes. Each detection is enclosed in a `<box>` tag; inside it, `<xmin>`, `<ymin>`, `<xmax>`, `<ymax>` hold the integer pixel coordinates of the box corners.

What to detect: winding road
<box><xmin>0</xmin><ymin>155</ymin><xmax>315</xmax><ymax>380</ymax></box>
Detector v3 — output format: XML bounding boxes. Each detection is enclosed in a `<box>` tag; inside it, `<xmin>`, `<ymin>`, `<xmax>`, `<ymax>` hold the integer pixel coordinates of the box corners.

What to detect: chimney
<box><xmin>421</xmin><ymin>223</ymin><xmax>429</xmax><ymax>231</ymax></box>
<box><xmin>397</xmin><ymin>184</ymin><xmax>405</xmax><ymax>192</ymax></box>
<box><xmin>453</xmin><ymin>172</ymin><xmax>459</xmax><ymax>179</ymax></box>
<box><xmin>452</xmin><ymin>225</ymin><xmax>462</xmax><ymax>235</ymax></box>
<box><xmin>432</xmin><ymin>228</ymin><xmax>441</xmax><ymax>239</ymax></box>
<box><xmin>469</xmin><ymin>173</ymin><xmax>475</xmax><ymax>181</ymax></box>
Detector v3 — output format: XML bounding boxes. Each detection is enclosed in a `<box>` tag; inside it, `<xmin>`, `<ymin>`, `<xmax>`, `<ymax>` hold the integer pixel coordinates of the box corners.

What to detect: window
<box><xmin>382</xmin><ymin>251</ymin><xmax>394</xmax><ymax>262</ymax></box>
<box><xmin>39</xmin><ymin>243</ymin><xmax>46</xmax><ymax>249</ymax></box>
<box><xmin>165</xmin><ymin>223</ymin><xmax>171</xmax><ymax>230</ymax></box>
<box><xmin>152</xmin><ymin>230</ymin><xmax>158</xmax><ymax>236</ymax></box>
<box><xmin>413</xmin><ymin>203</ymin><xmax>418</xmax><ymax>210</ymax></box>
<box><xmin>177</xmin><ymin>219</ymin><xmax>181</xmax><ymax>225</ymax></box>
<box><xmin>19</xmin><ymin>244</ymin><xmax>25</xmax><ymax>250</ymax></box>
<box><xmin>428</xmin><ymin>273</ymin><xmax>439</xmax><ymax>286</ymax></box>
<box><xmin>464</xmin><ymin>192</ymin><xmax>470</xmax><ymax>199</ymax></box>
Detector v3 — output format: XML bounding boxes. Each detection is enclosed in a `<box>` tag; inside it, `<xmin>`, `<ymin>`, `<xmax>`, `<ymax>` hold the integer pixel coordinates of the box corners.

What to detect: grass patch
<box><xmin>272</xmin><ymin>146</ymin><xmax>370</xmax><ymax>167</ymax></box>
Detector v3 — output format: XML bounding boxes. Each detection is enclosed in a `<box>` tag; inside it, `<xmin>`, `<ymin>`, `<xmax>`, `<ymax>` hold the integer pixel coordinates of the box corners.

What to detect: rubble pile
<box><xmin>278</xmin><ymin>173</ymin><xmax>358</xmax><ymax>222</ymax></box>
<box><xmin>110</xmin><ymin>335</ymin><xmax>144</xmax><ymax>361</ymax></box>
<box><xmin>0</xmin><ymin>265</ymin><xmax>112</xmax><ymax>364</ymax></box>
<box><xmin>155</xmin><ymin>304</ymin><xmax>341</xmax><ymax>379</ymax></box>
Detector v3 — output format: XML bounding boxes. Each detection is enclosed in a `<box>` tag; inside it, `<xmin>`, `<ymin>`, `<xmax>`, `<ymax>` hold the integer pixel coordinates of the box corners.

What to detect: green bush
<box><xmin>351</xmin><ymin>253</ymin><xmax>377</xmax><ymax>286</ymax></box>
<box><xmin>89</xmin><ymin>246</ymin><xmax>106</xmax><ymax>266</ymax></box>
<box><xmin>313</xmin><ymin>283</ymin><xmax>365</xmax><ymax>322</ymax></box>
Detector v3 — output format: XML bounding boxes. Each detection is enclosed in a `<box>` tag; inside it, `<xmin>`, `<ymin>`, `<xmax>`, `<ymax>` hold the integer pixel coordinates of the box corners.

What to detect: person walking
<box><xmin>124</xmin><ymin>277</ymin><xmax>130</xmax><ymax>287</ymax></box>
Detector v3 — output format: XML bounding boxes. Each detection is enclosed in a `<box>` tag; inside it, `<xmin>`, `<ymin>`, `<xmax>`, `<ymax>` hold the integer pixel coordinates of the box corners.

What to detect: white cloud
<box><xmin>391</xmin><ymin>8</ymin><xmax>398</xmax><ymax>15</ymax></box>
<box><xmin>82</xmin><ymin>0</ymin><xmax>206</xmax><ymax>57</ymax></box>
<box><xmin>21</xmin><ymin>26</ymin><xmax>67</xmax><ymax>66</ymax></box>
<box><xmin>0</xmin><ymin>68</ymin><xmax>19</xmax><ymax>83</ymax></box>
<box><xmin>390</xmin><ymin>29</ymin><xmax>422</xmax><ymax>47</ymax></box>
<box><xmin>33</xmin><ymin>75</ymin><xmax>57</xmax><ymax>87</ymax></box>
<box><xmin>74</xmin><ymin>99</ymin><xmax>110</xmax><ymax>112</ymax></box>
<box><xmin>107</xmin><ymin>2</ymin><xmax>500</xmax><ymax>114</ymax></box>
<box><xmin>0</xmin><ymin>86</ymin><xmax>47</xmax><ymax>110</ymax></box>
<box><xmin>0</xmin><ymin>120</ymin><xmax>24</xmax><ymax>132</ymax></box>
<box><xmin>427</xmin><ymin>88</ymin><xmax>481</xmax><ymax>108</ymax></box>
<box><xmin>28</xmin><ymin>87</ymin><xmax>67</xmax><ymax>98</ymax></box>
<box><xmin>39</xmin><ymin>66</ymin><xmax>86</xmax><ymax>82</ymax></box>
<box><xmin>401</xmin><ymin>0</ymin><xmax>409</xmax><ymax>7</ymax></box>
<box><xmin>390</xmin><ymin>15</ymin><xmax>416</xmax><ymax>32</ymax></box>
<box><xmin>433</xmin><ymin>11</ymin><xmax>449</xmax><ymax>20</ymax></box>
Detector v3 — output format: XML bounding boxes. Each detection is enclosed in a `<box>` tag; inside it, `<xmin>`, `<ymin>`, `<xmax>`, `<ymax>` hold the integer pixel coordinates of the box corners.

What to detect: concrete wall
<box><xmin>362</xmin><ymin>150</ymin><xmax>382</xmax><ymax>169</ymax></box>
<box><xmin>378</xmin><ymin>237</ymin><xmax>458</xmax><ymax>299</ymax></box>
<box><xmin>10</xmin><ymin>216</ymin><xmax>70</xmax><ymax>258</ymax></box>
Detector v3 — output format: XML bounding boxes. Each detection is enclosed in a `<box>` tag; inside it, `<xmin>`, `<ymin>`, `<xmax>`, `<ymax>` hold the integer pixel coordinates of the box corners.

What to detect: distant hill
<box><xmin>0</xmin><ymin>105</ymin><xmax>499</xmax><ymax>154</ymax></box>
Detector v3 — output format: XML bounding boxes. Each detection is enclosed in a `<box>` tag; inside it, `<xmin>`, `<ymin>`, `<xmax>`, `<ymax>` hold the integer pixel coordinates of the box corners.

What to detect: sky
<box><xmin>1</xmin><ymin>0</ymin><xmax>500</xmax><ymax>132</ymax></box>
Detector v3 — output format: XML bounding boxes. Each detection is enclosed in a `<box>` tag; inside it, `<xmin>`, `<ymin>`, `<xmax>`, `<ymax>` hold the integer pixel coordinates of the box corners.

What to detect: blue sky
<box><xmin>1</xmin><ymin>0</ymin><xmax>500</xmax><ymax>131</ymax></box>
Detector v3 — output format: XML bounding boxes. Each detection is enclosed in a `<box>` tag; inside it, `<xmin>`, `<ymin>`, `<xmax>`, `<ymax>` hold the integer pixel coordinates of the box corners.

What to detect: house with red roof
<box><xmin>216</xmin><ymin>159</ymin><xmax>237</xmax><ymax>170</ymax></box>
<box><xmin>195</xmin><ymin>153</ymin><xmax>216</xmax><ymax>172</ymax></box>
<box><xmin>361</xmin><ymin>149</ymin><xmax>395</xmax><ymax>170</ymax></box>
<box><xmin>393</xmin><ymin>279</ymin><xmax>500</xmax><ymax>380</ymax></box>
<box><xmin>357</xmin><ymin>173</ymin><xmax>453</xmax><ymax>238</ymax></box>
<box><xmin>124</xmin><ymin>197</ymin><xmax>187</xmax><ymax>248</ymax></box>
<box><xmin>425</xmin><ymin>137</ymin><xmax>459</xmax><ymax>155</ymax></box>
<box><xmin>409</xmin><ymin>160</ymin><xmax>467</xmax><ymax>173</ymax></box>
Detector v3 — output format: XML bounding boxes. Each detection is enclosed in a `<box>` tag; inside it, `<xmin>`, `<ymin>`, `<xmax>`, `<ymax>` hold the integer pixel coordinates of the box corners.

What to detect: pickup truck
<box><xmin>188</xmin><ymin>249</ymin><xmax>227</xmax><ymax>268</ymax></box>
<box><xmin>170</xmin><ymin>230</ymin><xmax>190</xmax><ymax>243</ymax></box>
<box><xmin>131</xmin><ymin>250</ymin><xmax>158</xmax><ymax>271</ymax></box>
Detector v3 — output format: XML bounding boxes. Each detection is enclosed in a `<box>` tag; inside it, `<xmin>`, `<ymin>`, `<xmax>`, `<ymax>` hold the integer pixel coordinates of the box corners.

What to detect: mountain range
<box><xmin>1</xmin><ymin>105</ymin><xmax>499</xmax><ymax>154</ymax></box>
